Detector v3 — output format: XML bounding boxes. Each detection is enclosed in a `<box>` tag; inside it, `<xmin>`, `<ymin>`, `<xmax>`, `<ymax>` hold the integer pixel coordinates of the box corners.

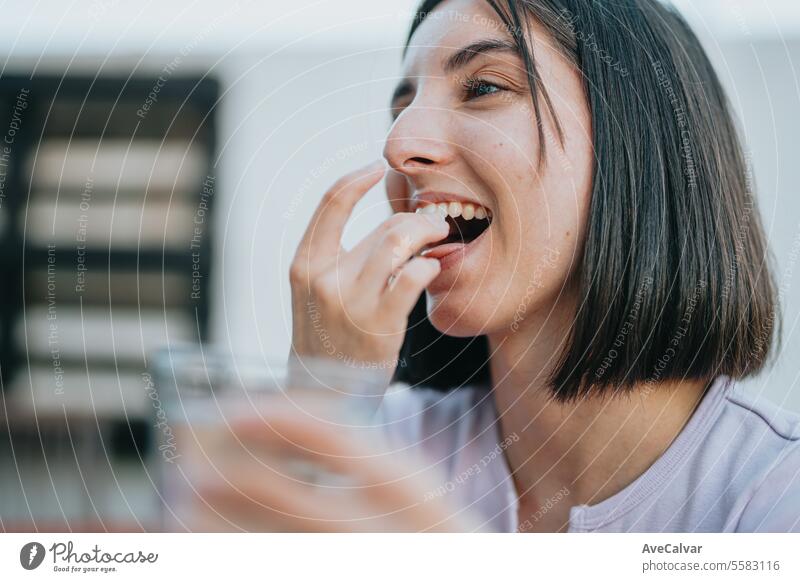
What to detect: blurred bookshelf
<box><xmin>0</xmin><ymin>74</ymin><xmax>218</xmax><ymax>531</ymax></box>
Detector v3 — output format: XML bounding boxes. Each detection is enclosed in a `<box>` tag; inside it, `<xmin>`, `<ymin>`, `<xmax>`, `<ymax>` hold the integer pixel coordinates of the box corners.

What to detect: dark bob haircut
<box><xmin>393</xmin><ymin>0</ymin><xmax>779</xmax><ymax>402</ymax></box>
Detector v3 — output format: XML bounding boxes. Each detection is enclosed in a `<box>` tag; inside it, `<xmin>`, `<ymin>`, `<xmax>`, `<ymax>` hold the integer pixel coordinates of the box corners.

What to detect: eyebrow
<box><xmin>442</xmin><ymin>38</ymin><xmax>518</xmax><ymax>74</ymax></box>
<box><xmin>389</xmin><ymin>38</ymin><xmax>519</xmax><ymax>109</ymax></box>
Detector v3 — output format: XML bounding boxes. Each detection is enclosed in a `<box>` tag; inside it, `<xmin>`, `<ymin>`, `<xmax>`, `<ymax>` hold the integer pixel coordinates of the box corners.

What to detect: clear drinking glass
<box><xmin>148</xmin><ymin>345</ymin><xmax>389</xmax><ymax>532</ymax></box>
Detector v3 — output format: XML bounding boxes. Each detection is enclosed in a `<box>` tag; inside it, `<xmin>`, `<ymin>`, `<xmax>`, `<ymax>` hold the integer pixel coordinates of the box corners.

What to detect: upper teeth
<box><xmin>415</xmin><ymin>201</ymin><xmax>491</xmax><ymax>220</ymax></box>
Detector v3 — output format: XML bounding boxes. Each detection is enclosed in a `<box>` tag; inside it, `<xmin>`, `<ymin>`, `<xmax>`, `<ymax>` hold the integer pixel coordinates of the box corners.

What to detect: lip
<box><xmin>412</xmin><ymin>191</ymin><xmax>491</xmax><ymax>213</ymax></box>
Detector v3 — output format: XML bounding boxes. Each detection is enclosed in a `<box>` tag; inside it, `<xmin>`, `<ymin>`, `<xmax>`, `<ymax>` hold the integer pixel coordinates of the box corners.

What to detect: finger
<box><xmin>340</xmin><ymin>210</ymin><xmax>444</xmax><ymax>275</ymax></box>
<box><xmin>198</xmin><ymin>469</ymin><xmax>359</xmax><ymax>532</ymax></box>
<box><xmin>197</xmin><ymin>443</ymin><xmax>410</xmax><ymax>532</ymax></box>
<box><xmin>325</xmin><ymin>209</ymin><xmax>446</xmax><ymax>285</ymax></box>
<box><xmin>202</xmin><ymin>481</ymin><xmax>412</xmax><ymax>532</ymax></box>
<box><xmin>233</xmin><ymin>412</ymin><xmax>377</xmax><ymax>466</ymax></box>
<box><xmin>386</xmin><ymin>168</ymin><xmax>412</xmax><ymax>214</ymax></box>
<box><xmin>229</xmin><ymin>416</ymin><xmax>468</xmax><ymax>531</ymax></box>
<box><xmin>357</xmin><ymin>212</ymin><xmax>448</xmax><ymax>292</ymax></box>
<box><xmin>384</xmin><ymin>257</ymin><xmax>441</xmax><ymax>312</ymax></box>
<box><xmin>200</xmin><ymin>471</ymin><xmax>468</xmax><ymax>532</ymax></box>
<box><xmin>232</xmin><ymin>414</ymin><xmax>414</xmax><ymax>493</ymax></box>
<box><xmin>297</xmin><ymin>160</ymin><xmax>386</xmax><ymax>263</ymax></box>
<box><xmin>341</xmin><ymin>169</ymin><xmax>413</xmax><ymax>272</ymax></box>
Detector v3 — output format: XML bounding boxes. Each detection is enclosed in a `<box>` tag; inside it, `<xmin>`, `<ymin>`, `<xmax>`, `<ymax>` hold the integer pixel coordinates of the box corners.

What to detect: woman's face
<box><xmin>383</xmin><ymin>0</ymin><xmax>593</xmax><ymax>337</ymax></box>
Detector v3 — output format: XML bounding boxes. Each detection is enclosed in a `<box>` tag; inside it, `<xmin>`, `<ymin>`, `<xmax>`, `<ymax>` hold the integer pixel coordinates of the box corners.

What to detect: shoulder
<box><xmin>704</xmin><ymin>379</ymin><xmax>800</xmax><ymax>467</ymax></box>
<box><xmin>723</xmin><ymin>382</ymin><xmax>800</xmax><ymax>442</ymax></box>
<box><xmin>717</xmin><ymin>381</ymin><xmax>800</xmax><ymax>531</ymax></box>
<box><xmin>736</xmin><ymin>440</ymin><xmax>800</xmax><ymax>532</ymax></box>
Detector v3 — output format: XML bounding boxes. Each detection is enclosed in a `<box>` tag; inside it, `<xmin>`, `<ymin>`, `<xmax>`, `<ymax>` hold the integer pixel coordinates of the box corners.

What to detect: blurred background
<box><xmin>0</xmin><ymin>0</ymin><xmax>798</xmax><ymax>532</ymax></box>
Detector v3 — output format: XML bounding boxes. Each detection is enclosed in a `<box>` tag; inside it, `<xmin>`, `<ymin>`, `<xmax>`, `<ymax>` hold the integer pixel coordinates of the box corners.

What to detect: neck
<box><xmin>487</xmin><ymin>304</ymin><xmax>709</xmax><ymax>532</ymax></box>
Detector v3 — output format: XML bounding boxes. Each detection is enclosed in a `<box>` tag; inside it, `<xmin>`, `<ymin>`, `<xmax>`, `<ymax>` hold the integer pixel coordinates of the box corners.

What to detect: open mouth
<box><xmin>415</xmin><ymin>201</ymin><xmax>493</xmax><ymax>259</ymax></box>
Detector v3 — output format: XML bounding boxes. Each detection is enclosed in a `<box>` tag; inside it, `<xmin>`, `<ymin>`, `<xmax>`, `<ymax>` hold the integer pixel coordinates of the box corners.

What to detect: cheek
<box><xmin>514</xmin><ymin>122</ymin><xmax>593</xmax><ymax>290</ymax></box>
<box><xmin>492</xmin><ymin>162</ymin><xmax>590</xmax><ymax>319</ymax></box>
<box><xmin>511</xmin><ymin>182</ymin><xmax>589</xmax><ymax>296</ymax></box>
<box><xmin>461</xmin><ymin>113</ymin><xmax>541</xmax><ymax>185</ymax></box>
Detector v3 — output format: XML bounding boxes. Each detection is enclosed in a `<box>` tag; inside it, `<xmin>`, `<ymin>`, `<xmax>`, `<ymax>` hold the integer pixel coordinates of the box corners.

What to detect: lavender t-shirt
<box><xmin>375</xmin><ymin>376</ymin><xmax>800</xmax><ymax>532</ymax></box>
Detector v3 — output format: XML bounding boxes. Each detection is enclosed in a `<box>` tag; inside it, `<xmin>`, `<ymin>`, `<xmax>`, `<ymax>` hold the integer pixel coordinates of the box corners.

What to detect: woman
<box><xmin>200</xmin><ymin>0</ymin><xmax>800</xmax><ymax>532</ymax></box>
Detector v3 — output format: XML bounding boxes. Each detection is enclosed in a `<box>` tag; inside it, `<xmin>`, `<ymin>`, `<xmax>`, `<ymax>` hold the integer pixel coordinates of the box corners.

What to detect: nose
<box><xmin>382</xmin><ymin>105</ymin><xmax>455</xmax><ymax>175</ymax></box>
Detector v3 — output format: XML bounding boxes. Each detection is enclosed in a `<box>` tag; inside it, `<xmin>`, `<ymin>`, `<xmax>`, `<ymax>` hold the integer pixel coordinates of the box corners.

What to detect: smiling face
<box><xmin>383</xmin><ymin>0</ymin><xmax>594</xmax><ymax>338</ymax></box>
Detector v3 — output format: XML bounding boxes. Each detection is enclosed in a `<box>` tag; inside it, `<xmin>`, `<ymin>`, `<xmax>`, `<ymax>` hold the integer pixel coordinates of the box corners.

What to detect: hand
<box><xmin>193</xmin><ymin>405</ymin><xmax>482</xmax><ymax>532</ymax></box>
<box><xmin>289</xmin><ymin>159</ymin><xmax>448</xmax><ymax>379</ymax></box>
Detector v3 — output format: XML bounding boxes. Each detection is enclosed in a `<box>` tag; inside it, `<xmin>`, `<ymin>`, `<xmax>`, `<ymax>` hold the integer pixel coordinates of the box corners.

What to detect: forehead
<box><xmin>402</xmin><ymin>0</ymin><xmax>514</xmax><ymax>74</ymax></box>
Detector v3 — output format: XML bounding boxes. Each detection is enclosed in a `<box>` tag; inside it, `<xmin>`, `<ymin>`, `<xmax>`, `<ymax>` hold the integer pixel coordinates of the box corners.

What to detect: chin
<box><xmin>425</xmin><ymin>289</ymin><xmax>494</xmax><ymax>338</ymax></box>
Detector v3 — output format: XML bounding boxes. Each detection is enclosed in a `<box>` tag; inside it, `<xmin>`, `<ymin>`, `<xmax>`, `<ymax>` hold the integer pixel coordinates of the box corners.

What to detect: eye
<box><xmin>462</xmin><ymin>77</ymin><xmax>505</xmax><ymax>100</ymax></box>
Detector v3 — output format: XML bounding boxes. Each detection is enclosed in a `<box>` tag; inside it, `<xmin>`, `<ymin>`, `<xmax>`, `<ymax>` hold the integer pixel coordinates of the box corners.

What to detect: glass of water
<box><xmin>148</xmin><ymin>345</ymin><xmax>389</xmax><ymax>532</ymax></box>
